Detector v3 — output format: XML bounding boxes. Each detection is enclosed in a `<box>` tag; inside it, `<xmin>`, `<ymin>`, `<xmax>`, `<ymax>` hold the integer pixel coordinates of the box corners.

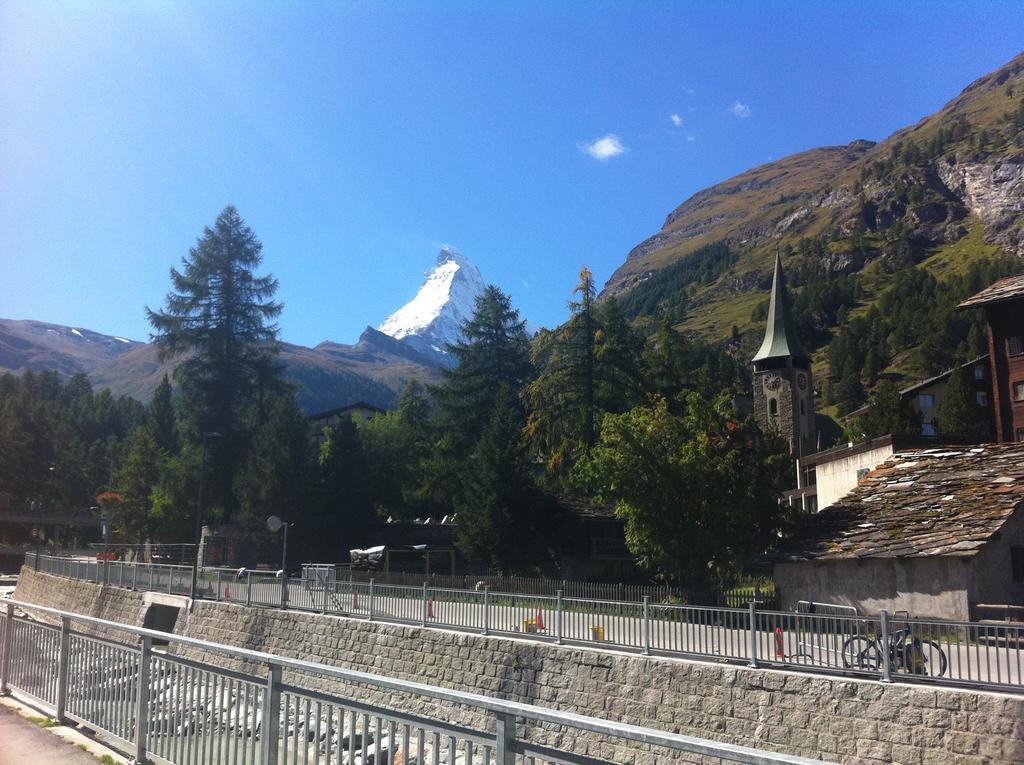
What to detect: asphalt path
<box><xmin>0</xmin><ymin>704</ymin><xmax>109</xmax><ymax>765</ymax></box>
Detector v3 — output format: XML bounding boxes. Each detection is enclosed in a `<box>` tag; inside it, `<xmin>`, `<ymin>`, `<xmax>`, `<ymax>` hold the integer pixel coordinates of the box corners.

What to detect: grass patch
<box><xmin>27</xmin><ymin>715</ymin><xmax>58</xmax><ymax>728</ymax></box>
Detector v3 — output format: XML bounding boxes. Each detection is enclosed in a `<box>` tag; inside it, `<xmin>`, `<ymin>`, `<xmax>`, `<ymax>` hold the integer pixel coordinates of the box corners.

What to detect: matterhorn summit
<box><xmin>379</xmin><ymin>246</ymin><xmax>486</xmax><ymax>363</ymax></box>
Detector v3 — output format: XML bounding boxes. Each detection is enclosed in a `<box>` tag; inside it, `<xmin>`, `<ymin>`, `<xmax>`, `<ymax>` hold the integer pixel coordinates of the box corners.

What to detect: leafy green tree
<box><xmin>310</xmin><ymin>416</ymin><xmax>375</xmax><ymax>562</ymax></box>
<box><xmin>113</xmin><ymin>428</ymin><xmax>166</xmax><ymax>543</ymax></box>
<box><xmin>234</xmin><ymin>394</ymin><xmax>313</xmax><ymax>538</ymax></box>
<box><xmin>525</xmin><ymin>267</ymin><xmax>601</xmax><ymax>478</ymax></box>
<box><xmin>146</xmin><ymin>205</ymin><xmax>284</xmax><ymax>520</ymax></box>
<box><xmin>434</xmin><ymin>285</ymin><xmax>532</xmax><ymax>452</ymax></box>
<box><xmin>148</xmin><ymin>375</ymin><xmax>178</xmax><ymax>454</ymax></box>
<box><xmin>578</xmin><ymin>394</ymin><xmax>789</xmax><ymax>591</ymax></box>
<box><xmin>360</xmin><ymin>381</ymin><xmax>438</xmax><ymax>519</ymax></box>
<box><xmin>642</xmin><ymin>321</ymin><xmax>747</xmax><ymax>407</ymax></box>
<box><xmin>860</xmin><ymin>380</ymin><xmax>921</xmax><ymax>438</ymax></box>
<box><xmin>936</xmin><ymin>369</ymin><xmax>988</xmax><ymax>439</ymax></box>
<box><xmin>834</xmin><ymin>366</ymin><xmax>866</xmax><ymax>415</ymax></box>
<box><xmin>454</xmin><ymin>387</ymin><xmax>557</xmax><ymax>573</ymax></box>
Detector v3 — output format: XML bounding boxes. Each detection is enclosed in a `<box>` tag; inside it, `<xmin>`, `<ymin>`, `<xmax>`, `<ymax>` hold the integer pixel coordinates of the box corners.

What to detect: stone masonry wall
<box><xmin>12</xmin><ymin>565</ymin><xmax>148</xmax><ymax>643</ymax></box>
<box><xmin>12</xmin><ymin>568</ymin><xmax>1024</xmax><ymax>765</ymax></box>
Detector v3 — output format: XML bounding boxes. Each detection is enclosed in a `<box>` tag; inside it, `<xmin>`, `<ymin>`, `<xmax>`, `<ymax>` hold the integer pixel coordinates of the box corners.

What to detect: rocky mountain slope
<box><xmin>379</xmin><ymin>246</ymin><xmax>486</xmax><ymax>365</ymax></box>
<box><xmin>603</xmin><ymin>51</ymin><xmax>1024</xmax><ymax>400</ymax></box>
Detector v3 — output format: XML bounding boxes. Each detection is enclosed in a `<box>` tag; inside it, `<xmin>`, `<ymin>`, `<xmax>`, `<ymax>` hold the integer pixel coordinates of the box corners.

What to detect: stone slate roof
<box><xmin>957</xmin><ymin>273</ymin><xmax>1024</xmax><ymax>309</ymax></box>
<box><xmin>779</xmin><ymin>443</ymin><xmax>1024</xmax><ymax>561</ymax></box>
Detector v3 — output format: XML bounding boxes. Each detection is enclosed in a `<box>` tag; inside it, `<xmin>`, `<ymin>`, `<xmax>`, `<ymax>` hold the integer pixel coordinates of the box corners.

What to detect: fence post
<box><xmin>216</xmin><ymin>570</ymin><xmax>222</xmax><ymax>602</ymax></box>
<box><xmin>643</xmin><ymin>595</ymin><xmax>651</xmax><ymax>656</ymax></box>
<box><xmin>421</xmin><ymin>583</ymin><xmax>428</xmax><ymax>627</ymax></box>
<box><xmin>134</xmin><ymin>635</ymin><xmax>152</xmax><ymax>762</ymax></box>
<box><xmin>56</xmin><ymin>616</ymin><xmax>71</xmax><ymax>722</ymax></box>
<box><xmin>556</xmin><ymin>590</ymin><xmax>564</xmax><ymax>646</ymax></box>
<box><xmin>247</xmin><ymin>571</ymin><xmax>253</xmax><ymax>607</ymax></box>
<box><xmin>748</xmin><ymin>600</ymin><xmax>758</xmax><ymax>668</ymax></box>
<box><xmin>495</xmin><ymin>711</ymin><xmax>516</xmax><ymax>765</ymax></box>
<box><xmin>281</xmin><ymin>574</ymin><xmax>289</xmax><ymax>610</ymax></box>
<box><xmin>262</xmin><ymin>662</ymin><xmax>282</xmax><ymax>765</ymax></box>
<box><xmin>132</xmin><ymin>563</ymin><xmax>138</xmax><ymax>591</ymax></box>
<box><xmin>0</xmin><ymin>602</ymin><xmax>13</xmax><ymax>694</ymax></box>
<box><xmin>879</xmin><ymin>610</ymin><xmax>892</xmax><ymax>683</ymax></box>
<box><xmin>483</xmin><ymin>587</ymin><xmax>490</xmax><ymax>636</ymax></box>
<box><xmin>368</xmin><ymin>579</ymin><xmax>375</xmax><ymax>622</ymax></box>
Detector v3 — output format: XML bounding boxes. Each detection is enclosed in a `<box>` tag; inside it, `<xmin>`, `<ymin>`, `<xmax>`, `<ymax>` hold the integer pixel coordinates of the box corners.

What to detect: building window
<box><xmin>976</xmin><ymin>391</ymin><xmax>988</xmax><ymax>407</ymax></box>
<box><xmin>1014</xmin><ymin>381</ymin><xmax>1024</xmax><ymax>402</ymax></box>
<box><xmin>921</xmin><ymin>421</ymin><xmax>938</xmax><ymax>437</ymax></box>
<box><xmin>1009</xmin><ymin>336</ymin><xmax>1024</xmax><ymax>357</ymax></box>
<box><xmin>974</xmin><ymin>364</ymin><xmax>986</xmax><ymax>380</ymax></box>
<box><xmin>1013</xmin><ymin>548</ymin><xmax>1024</xmax><ymax>582</ymax></box>
<box><xmin>769</xmin><ymin>398</ymin><xmax>778</xmax><ymax>416</ymax></box>
<box><xmin>918</xmin><ymin>393</ymin><xmax>935</xmax><ymax>409</ymax></box>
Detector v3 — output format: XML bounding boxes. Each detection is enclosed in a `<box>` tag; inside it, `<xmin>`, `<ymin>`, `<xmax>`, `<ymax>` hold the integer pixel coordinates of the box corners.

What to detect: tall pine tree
<box><xmin>146</xmin><ymin>206</ymin><xmax>283</xmax><ymax>520</ymax></box>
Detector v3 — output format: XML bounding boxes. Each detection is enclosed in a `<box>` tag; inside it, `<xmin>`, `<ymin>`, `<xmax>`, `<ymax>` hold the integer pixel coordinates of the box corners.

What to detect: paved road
<box><xmin>0</xmin><ymin>704</ymin><xmax>106</xmax><ymax>765</ymax></box>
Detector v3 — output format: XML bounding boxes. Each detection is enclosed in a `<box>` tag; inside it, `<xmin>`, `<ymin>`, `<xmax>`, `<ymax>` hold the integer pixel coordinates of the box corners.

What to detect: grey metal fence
<box><xmin>1</xmin><ymin>599</ymin><xmax>833</xmax><ymax>765</ymax></box>
<box><xmin>23</xmin><ymin>553</ymin><xmax>1024</xmax><ymax>693</ymax></box>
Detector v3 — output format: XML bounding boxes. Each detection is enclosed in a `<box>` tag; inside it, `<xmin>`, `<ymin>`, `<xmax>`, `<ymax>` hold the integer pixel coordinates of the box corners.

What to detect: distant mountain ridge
<box><xmin>0</xmin><ymin>317</ymin><xmax>443</xmax><ymax>413</ymax></box>
<box><xmin>0</xmin><ymin>248</ymin><xmax>509</xmax><ymax>412</ymax></box>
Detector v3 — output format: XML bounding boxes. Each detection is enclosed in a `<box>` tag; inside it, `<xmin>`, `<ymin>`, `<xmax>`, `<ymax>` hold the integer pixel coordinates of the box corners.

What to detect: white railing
<box><xmin>23</xmin><ymin>553</ymin><xmax>1024</xmax><ymax>693</ymax></box>
<box><xmin>0</xmin><ymin>599</ymin><xmax>833</xmax><ymax>765</ymax></box>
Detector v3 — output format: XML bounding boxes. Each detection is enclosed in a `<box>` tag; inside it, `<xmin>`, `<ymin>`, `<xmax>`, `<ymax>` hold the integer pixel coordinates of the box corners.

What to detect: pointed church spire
<box><xmin>752</xmin><ymin>250</ymin><xmax>809</xmax><ymax>364</ymax></box>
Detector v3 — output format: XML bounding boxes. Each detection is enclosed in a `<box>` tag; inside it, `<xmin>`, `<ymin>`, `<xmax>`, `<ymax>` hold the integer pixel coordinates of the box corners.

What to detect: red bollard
<box><xmin>225</xmin><ymin>584</ymin><xmax>230</xmax><ymax>600</ymax></box>
<box><xmin>775</xmin><ymin>626</ymin><xmax>785</xmax><ymax>658</ymax></box>
<box><xmin>536</xmin><ymin>607</ymin><xmax>544</xmax><ymax>631</ymax></box>
<box><xmin>427</xmin><ymin>596</ymin><xmax>434</xmax><ymax>618</ymax></box>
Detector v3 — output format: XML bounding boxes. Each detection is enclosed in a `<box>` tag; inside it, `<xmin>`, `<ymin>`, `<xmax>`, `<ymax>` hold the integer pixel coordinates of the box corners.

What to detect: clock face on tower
<box><xmin>797</xmin><ymin>373</ymin><xmax>808</xmax><ymax>390</ymax></box>
<box><xmin>764</xmin><ymin>375</ymin><xmax>782</xmax><ymax>392</ymax></box>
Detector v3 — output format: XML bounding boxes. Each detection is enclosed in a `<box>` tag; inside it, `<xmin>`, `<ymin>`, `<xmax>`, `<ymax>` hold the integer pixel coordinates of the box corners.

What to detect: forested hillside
<box><xmin>603</xmin><ymin>52</ymin><xmax>1024</xmax><ymax>414</ymax></box>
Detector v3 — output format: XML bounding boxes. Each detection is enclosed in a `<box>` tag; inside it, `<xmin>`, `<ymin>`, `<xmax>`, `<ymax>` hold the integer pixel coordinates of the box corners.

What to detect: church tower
<box><xmin>752</xmin><ymin>252</ymin><xmax>816</xmax><ymax>456</ymax></box>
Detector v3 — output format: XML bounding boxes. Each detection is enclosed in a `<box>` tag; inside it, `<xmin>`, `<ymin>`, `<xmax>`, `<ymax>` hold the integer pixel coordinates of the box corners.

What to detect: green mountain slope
<box><xmin>603</xmin><ymin>51</ymin><xmax>1024</xmax><ymax>411</ymax></box>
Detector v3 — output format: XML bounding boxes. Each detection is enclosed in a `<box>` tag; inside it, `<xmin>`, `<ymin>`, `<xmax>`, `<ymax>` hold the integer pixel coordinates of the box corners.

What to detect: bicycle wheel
<box><xmin>842</xmin><ymin>635</ymin><xmax>881</xmax><ymax>670</ymax></box>
<box><xmin>919</xmin><ymin>639</ymin><xmax>948</xmax><ymax>677</ymax></box>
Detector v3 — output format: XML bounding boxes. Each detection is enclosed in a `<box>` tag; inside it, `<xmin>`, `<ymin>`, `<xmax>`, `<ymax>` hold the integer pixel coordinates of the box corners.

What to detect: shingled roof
<box><xmin>957</xmin><ymin>273</ymin><xmax>1024</xmax><ymax>310</ymax></box>
<box><xmin>779</xmin><ymin>443</ymin><xmax>1024</xmax><ymax>561</ymax></box>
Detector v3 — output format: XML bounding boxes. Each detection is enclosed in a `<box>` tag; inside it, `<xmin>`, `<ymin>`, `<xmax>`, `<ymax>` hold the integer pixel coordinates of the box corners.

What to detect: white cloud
<box><xmin>729</xmin><ymin>101</ymin><xmax>751</xmax><ymax>119</ymax></box>
<box><xmin>670</xmin><ymin>113</ymin><xmax>683</xmax><ymax>127</ymax></box>
<box><xmin>687</xmin><ymin>134</ymin><xmax>696</xmax><ymax>142</ymax></box>
<box><xmin>577</xmin><ymin>134</ymin><xmax>626</xmax><ymax>160</ymax></box>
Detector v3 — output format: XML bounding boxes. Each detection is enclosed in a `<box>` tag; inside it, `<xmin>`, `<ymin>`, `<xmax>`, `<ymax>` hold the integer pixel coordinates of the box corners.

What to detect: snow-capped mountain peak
<box><xmin>378</xmin><ymin>246</ymin><xmax>486</xmax><ymax>361</ymax></box>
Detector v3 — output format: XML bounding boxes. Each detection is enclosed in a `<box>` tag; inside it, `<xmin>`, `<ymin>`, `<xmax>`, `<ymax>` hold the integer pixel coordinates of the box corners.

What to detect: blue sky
<box><xmin>2</xmin><ymin>1</ymin><xmax>1022</xmax><ymax>347</ymax></box>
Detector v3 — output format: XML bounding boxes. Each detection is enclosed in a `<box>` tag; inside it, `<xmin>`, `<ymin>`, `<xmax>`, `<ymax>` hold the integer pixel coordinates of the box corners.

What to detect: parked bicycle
<box><xmin>842</xmin><ymin>613</ymin><xmax>948</xmax><ymax>677</ymax></box>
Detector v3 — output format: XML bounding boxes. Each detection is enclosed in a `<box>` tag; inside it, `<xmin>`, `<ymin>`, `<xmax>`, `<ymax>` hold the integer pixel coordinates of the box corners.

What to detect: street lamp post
<box><xmin>266</xmin><ymin>516</ymin><xmax>292</xmax><ymax>607</ymax></box>
<box><xmin>189</xmin><ymin>432</ymin><xmax>221</xmax><ymax>602</ymax></box>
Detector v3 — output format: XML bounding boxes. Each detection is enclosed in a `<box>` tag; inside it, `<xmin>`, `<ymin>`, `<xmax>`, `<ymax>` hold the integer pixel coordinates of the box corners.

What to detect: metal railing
<box><xmin>0</xmin><ymin>599</ymin><xmax>833</xmax><ymax>765</ymax></box>
<box><xmin>24</xmin><ymin>553</ymin><xmax>1024</xmax><ymax>693</ymax></box>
